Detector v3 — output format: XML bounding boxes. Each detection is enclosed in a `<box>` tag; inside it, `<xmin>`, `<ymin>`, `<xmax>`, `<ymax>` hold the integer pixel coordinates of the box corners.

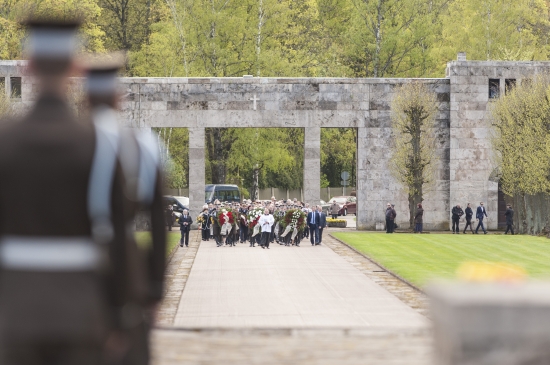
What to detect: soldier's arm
<box><xmin>148</xmin><ymin>169</ymin><xmax>167</xmax><ymax>304</ymax></box>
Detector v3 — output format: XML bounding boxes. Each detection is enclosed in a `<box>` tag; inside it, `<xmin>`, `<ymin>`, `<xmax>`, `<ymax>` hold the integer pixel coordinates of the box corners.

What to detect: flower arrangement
<box><xmin>217</xmin><ymin>209</ymin><xmax>235</xmax><ymax>226</ymax></box>
<box><xmin>247</xmin><ymin>207</ymin><xmax>264</xmax><ymax>229</ymax></box>
<box><xmin>274</xmin><ymin>210</ymin><xmax>285</xmax><ymax>223</ymax></box>
<box><xmin>280</xmin><ymin>209</ymin><xmax>306</xmax><ymax>232</ymax></box>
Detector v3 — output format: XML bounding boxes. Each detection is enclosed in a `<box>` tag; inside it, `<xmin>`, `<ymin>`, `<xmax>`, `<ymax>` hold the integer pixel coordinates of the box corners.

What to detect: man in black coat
<box><xmin>307</xmin><ymin>209</ymin><xmax>321</xmax><ymax>245</ymax></box>
<box><xmin>385</xmin><ymin>203</ymin><xmax>396</xmax><ymax>233</ymax></box>
<box><xmin>451</xmin><ymin>204</ymin><xmax>464</xmax><ymax>234</ymax></box>
<box><xmin>317</xmin><ymin>205</ymin><xmax>327</xmax><ymax>245</ymax></box>
<box><xmin>504</xmin><ymin>204</ymin><xmax>514</xmax><ymax>235</ymax></box>
<box><xmin>463</xmin><ymin>203</ymin><xmax>475</xmax><ymax>234</ymax></box>
<box><xmin>179</xmin><ymin>209</ymin><xmax>193</xmax><ymax>247</ymax></box>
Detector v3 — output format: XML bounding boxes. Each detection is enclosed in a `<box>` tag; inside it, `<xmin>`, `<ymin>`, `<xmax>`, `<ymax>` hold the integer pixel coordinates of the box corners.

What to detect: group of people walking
<box><xmin>193</xmin><ymin>198</ymin><xmax>328</xmax><ymax>248</ymax></box>
<box><xmin>0</xmin><ymin>19</ymin><xmax>166</xmax><ymax>365</ymax></box>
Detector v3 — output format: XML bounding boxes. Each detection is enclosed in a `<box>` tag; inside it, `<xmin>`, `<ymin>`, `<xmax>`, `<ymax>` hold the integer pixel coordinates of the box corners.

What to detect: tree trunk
<box><xmin>252</xmin><ymin>167</ymin><xmax>260</xmax><ymax>201</ymax></box>
<box><xmin>212</xmin><ymin>128</ymin><xmax>225</xmax><ymax>183</ymax></box>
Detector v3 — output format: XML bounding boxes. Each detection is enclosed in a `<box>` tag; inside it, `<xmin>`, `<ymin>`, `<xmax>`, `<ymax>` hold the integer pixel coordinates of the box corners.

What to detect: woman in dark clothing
<box><xmin>414</xmin><ymin>203</ymin><xmax>424</xmax><ymax>233</ymax></box>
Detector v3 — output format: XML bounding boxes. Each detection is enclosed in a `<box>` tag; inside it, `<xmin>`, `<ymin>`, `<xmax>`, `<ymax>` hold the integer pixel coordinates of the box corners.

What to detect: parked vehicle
<box><xmin>339</xmin><ymin>196</ymin><xmax>357</xmax><ymax>216</ymax></box>
<box><xmin>320</xmin><ymin>200</ymin><xmax>331</xmax><ymax>213</ymax></box>
<box><xmin>205</xmin><ymin>184</ymin><xmax>241</xmax><ymax>203</ymax></box>
<box><xmin>163</xmin><ymin>195</ymin><xmax>189</xmax><ymax>225</ymax></box>
<box><xmin>327</xmin><ymin>196</ymin><xmax>356</xmax><ymax>216</ymax></box>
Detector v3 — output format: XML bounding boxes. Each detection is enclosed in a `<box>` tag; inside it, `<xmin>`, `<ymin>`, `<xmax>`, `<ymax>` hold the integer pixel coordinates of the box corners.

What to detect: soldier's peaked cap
<box><xmin>83</xmin><ymin>52</ymin><xmax>126</xmax><ymax>95</ymax></box>
<box><xmin>23</xmin><ymin>18</ymin><xmax>82</xmax><ymax>59</ymax></box>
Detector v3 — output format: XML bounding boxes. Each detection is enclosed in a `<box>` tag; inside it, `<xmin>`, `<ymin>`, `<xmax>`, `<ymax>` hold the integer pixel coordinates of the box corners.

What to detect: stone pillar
<box><xmin>4</xmin><ymin>75</ymin><xmax>10</xmax><ymax>97</ymax></box>
<box><xmin>188</xmin><ymin>127</ymin><xmax>205</xmax><ymax>226</ymax></box>
<box><xmin>303</xmin><ymin>126</ymin><xmax>321</xmax><ymax>207</ymax></box>
<box><xmin>356</xmin><ymin>127</ymin><xmax>368</xmax><ymax>229</ymax></box>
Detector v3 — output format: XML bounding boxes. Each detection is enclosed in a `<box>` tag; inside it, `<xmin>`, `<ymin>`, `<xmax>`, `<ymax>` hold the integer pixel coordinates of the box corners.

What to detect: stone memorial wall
<box><xmin>4</xmin><ymin>57</ymin><xmax>550</xmax><ymax>230</ymax></box>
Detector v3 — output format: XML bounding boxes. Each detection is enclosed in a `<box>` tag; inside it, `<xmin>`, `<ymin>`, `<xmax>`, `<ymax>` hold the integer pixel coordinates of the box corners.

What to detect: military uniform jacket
<box><xmin>0</xmin><ymin>95</ymin><xmax>132</xmax><ymax>342</ymax></box>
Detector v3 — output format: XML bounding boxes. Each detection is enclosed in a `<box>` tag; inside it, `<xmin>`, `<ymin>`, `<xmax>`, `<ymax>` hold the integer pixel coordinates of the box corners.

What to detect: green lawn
<box><xmin>135</xmin><ymin>231</ymin><xmax>180</xmax><ymax>255</ymax></box>
<box><xmin>332</xmin><ymin>232</ymin><xmax>550</xmax><ymax>287</ymax></box>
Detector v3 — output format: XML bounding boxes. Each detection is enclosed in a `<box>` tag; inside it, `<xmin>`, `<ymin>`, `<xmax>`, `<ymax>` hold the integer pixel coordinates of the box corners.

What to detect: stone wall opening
<box><xmin>321</xmin><ymin>127</ymin><xmax>357</xmax><ymax>202</ymax></box>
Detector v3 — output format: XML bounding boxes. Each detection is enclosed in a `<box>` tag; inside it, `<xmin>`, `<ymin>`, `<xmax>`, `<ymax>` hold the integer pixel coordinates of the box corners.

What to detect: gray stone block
<box><xmin>429</xmin><ymin>282</ymin><xmax>550</xmax><ymax>365</ymax></box>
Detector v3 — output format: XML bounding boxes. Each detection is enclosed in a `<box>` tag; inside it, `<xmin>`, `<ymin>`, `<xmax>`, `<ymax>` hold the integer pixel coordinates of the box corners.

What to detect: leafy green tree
<box><xmin>438</xmin><ymin>0</ymin><xmax>550</xmax><ymax>62</ymax></box>
<box><xmin>225</xmin><ymin>128</ymin><xmax>294</xmax><ymax>200</ymax></box>
<box><xmin>390</xmin><ymin>82</ymin><xmax>438</xmax><ymax>229</ymax></box>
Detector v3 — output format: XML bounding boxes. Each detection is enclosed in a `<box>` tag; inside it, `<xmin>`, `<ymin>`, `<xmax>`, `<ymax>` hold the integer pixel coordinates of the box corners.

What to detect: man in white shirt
<box><xmin>258</xmin><ymin>208</ymin><xmax>274</xmax><ymax>249</ymax></box>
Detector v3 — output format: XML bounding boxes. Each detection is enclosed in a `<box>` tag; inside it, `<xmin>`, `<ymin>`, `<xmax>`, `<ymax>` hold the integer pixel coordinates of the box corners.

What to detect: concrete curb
<box><xmin>329</xmin><ymin>233</ymin><xmax>425</xmax><ymax>294</ymax></box>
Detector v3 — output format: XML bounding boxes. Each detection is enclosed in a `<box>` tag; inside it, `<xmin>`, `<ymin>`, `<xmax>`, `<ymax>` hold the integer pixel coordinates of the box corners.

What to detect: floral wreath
<box><xmin>217</xmin><ymin>209</ymin><xmax>235</xmax><ymax>226</ymax></box>
<box><xmin>280</xmin><ymin>209</ymin><xmax>306</xmax><ymax>232</ymax></box>
<box><xmin>247</xmin><ymin>207</ymin><xmax>265</xmax><ymax>229</ymax></box>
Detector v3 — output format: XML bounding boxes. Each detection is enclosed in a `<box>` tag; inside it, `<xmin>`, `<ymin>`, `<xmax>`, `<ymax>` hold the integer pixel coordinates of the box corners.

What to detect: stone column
<box><xmin>188</xmin><ymin>127</ymin><xmax>205</xmax><ymax>227</ymax></box>
<box><xmin>356</xmin><ymin>126</ymin><xmax>369</xmax><ymax>230</ymax></box>
<box><xmin>303</xmin><ymin>126</ymin><xmax>321</xmax><ymax>207</ymax></box>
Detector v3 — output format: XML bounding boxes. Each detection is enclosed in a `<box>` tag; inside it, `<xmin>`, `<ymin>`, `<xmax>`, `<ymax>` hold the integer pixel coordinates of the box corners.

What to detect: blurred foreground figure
<box><xmin>0</xmin><ymin>19</ymin><xmax>134</xmax><ymax>365</ymax></box>
<box><xmin>85</xmin><ymin>54</ymin><xmax>166</xmax><ymax>365</ymax></box>
<box><xmin>429</xmin><ymin>264</ymin><xmax>550</xmax><ymax>365</ymax></box>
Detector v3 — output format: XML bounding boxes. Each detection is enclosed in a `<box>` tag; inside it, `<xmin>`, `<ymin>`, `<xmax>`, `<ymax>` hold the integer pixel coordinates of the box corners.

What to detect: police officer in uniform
<box><xmin>84</xmin><ymin>55</ymin><xmax>167</xmax><ymax>365</ymax></box>
<box><xmin>0</xmin><ymin>19</ymin><xmax>134</xmax><ymax>365</ymax></box>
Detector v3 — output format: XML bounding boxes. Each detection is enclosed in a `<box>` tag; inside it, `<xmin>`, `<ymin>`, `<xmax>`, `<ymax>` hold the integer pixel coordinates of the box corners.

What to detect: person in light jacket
<box><xmin>414</xmin><ymin>203</ymin><xmax>424</xmax><ymax>233</ymax></box>
<box><xmin>330</xmin><ymin>201</ymin><xmax>340</xmax><ymax>219</ymax></box>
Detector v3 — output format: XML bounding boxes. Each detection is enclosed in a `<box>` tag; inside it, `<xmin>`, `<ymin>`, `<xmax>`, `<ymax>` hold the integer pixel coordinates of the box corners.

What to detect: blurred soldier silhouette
<box><xmin>84</xmin><ymin>54</ymin><xmax>166</xmax><ymax>365</ymax></box>
<box><xmin>0</xmin><ymin>19</ymin><xmax>135</xmax><ymax>365</ymax></box>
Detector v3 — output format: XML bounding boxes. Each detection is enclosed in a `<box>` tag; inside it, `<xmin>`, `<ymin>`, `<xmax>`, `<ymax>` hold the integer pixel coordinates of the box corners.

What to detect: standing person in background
<box><xmin>317</xmin><ymin>205</ymin><xmax>327</xmax><ymax>244</ymax></box>
<box><xmin>258</xmin><ymin>208</ymin><xmax>274</xmax><ymax>249</ymax></box>
<box><xmin>504</xmin><ymin>204</ymin><xmax>514</xmax><ymax>235</ymax></box>
<box><xmin>385</xmin><ymin>203</ymin><xmax>395</xmax><ymax>233</ymax></box>
<box><xmin>330</xmin><ymin>200</ymin><xmax>340</xmax><ymax>219</ymax></box>
<box><xmin>475</xmin><ymin>202</ymin><xmax>488</xmax><ymax>234</ymax></box>
<box><xmin>179</xmin><ymin>209</ymin><xmax>193</xmax><ymax>247</ymax></box>
<box><xmin>463</xmin><ymin>203</ymin><xmax>474</xmax><ymax>234</ymax></box>
<box><xmin>414</xmin><ymin>203</ymin><xmax>424</xmax><ymax>233</ymax></box>
<box><xmin>165</xmin><ymin>204</ymin><xmax>174</xmax><ymax>231</ymax></box>
<box><xmin>0</xmin><ymin>18</ymin><xmax>134</xmax><ymax>365</ymax></box>
<box><xmin>451</xmin><ymin>204</ymin><xmax>464</xmax><ymax>234</ymax></box>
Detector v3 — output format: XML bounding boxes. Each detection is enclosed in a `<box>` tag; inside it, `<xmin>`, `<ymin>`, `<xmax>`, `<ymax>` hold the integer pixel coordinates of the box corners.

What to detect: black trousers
<box><xmin>452</xmin><ymin>217</ymin><xmax>460</xmax><ymax>232</ymax></box>
<box><xmin>309</xmin><ymin>224</ymin><xmax>319</xmax><ymax>244</ymax></box>
<box><xmin>331</xmin><ymin>214</ymin><xmax>337</xmax><ymax>219</ymax></box>
<box><xmin>505</xmin><ymin>224</ymin><xmax>514</xmax><ymax>234</ymax></box>
<box><xmin>463</xmin><ymin>219</ymin><xmax>474</xmax><ymax>233</ymax></box>
<box><xmin>475</xmin><ymin>220</ymin><xmax>486</xmax><ymax>233</ymax></box>
<box><xmin>202</xmin><ymin>228</ymin><xmax>209</xmax><ymax>240</ymax></box>
<box><xmin>386</xmin><ymin>218</ymin><xmax>394</xmax><ymax>233</ymax></box>
<box><xmin>261</xmin><ymin>232</ymin><xmax>271</xmax><ymax>248</ymax></box>
<box><xmin>318</xmin><ymin>227</ymin><xmax>324</xmax><ymax>243</ymax></box>
<box><xmin>240</xmin><ymin>225</ymin><xmax>248</xmax><ymax>242</ymax></box>
<box><xmin>180</xmin><ymin>229</ymin><xmax>189</xmax><ymax>246</ymax></box>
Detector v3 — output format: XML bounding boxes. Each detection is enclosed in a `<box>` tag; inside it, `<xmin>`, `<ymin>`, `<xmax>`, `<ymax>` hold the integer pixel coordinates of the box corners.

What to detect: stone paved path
<box><xmin>152</xmin><ymin>230</ymin><xmax>433</xmax><ymax>365</ymax></box>
<box><xmin>173</xmin><ymin>234</ymin><xmax>428</xmax><ymax>329</ymax></box>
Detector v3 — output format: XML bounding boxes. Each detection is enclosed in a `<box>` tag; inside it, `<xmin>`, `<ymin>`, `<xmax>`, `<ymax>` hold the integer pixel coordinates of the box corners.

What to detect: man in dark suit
<box><xmin>0</xmin><ymin>19</ymin><xmax>134</xmax><ymax>365</ymax></box>
<box><xmin>475</xmin><ymin>202</ymin><xmax>488</xmax><ymax>234</ymax></box>
<box><xmin>317</xmin><ymin>205</ymin><xmax>327</xmax><ymax>245</ymax></box>
<box><xmin>463</xmin><ymin>203</ymin><xmax>475</xmax><ymax>234</ymax></box>
<box><xmin>307</xmin><ymin>208</ymin><xmax>320</xmax><ymax>246</ymax></box>
<box><xmin>504</xmin><ymin>204</ymin><xmax>514</xmax><ymax>235</ymax></box>
<box><xmin>179</xmin><ymin>209</ymin><xmax>193</xmax><ymax>247</ymax></box>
